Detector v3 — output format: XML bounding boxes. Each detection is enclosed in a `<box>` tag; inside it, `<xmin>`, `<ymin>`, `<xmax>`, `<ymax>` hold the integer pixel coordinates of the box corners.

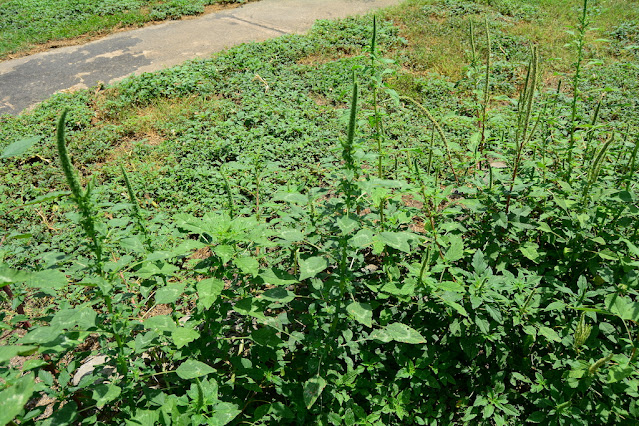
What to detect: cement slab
<box><xmin>0</xmin><ymin>0</ymin><xmax>403</xmax><ymax>116</ymax></box>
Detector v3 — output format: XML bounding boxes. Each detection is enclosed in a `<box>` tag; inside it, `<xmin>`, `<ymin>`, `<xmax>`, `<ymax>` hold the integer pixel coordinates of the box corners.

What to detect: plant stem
<box><xmin>480</xmin><ymin>17</ymin><xmax>491</xmax><ymax>153</ymax></box>
<box><xmin>566</xmin><ymin>0</ymin><xmax>589</xmax><ymax>182</ymax></box>
<box><xmin>506</xmin><ymin>47</ymin><xmax>538</xmax><ymax>214</ymax></box>
<box><xmin>56</xmin><ymin>109</ymin><xmax>104</xmax><ymax>274</ymax></box>
<box><xmin>401</xmin><ymin>95</ymin><xmax>459</xmax><ymax>184</ymax></box>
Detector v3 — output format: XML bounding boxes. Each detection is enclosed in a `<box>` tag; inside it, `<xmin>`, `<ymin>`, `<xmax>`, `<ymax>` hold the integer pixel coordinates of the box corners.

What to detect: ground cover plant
<box><xmin>1</xmin><ymin>0</ymin><xmax>638</xmax><ymax>424</ymax></box>
<box><xmin>0</xmin><ymin>0</ymin><xmax>249</xmax><ymax>60</ymax></box>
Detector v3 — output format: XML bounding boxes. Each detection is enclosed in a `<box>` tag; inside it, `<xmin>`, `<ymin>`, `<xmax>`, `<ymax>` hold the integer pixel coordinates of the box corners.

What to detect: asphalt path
<box><xmin>0</xmin><ymin>0</ymin><xmax>403</xmax><ymax>116</ymax></box>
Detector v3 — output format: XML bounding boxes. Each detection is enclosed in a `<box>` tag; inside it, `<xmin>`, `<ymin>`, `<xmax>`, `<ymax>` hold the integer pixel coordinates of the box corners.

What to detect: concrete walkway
<box><xmin>0</xmin><ymin>0</ymin><xmax>402</xmax><ymax>116</ymax></box>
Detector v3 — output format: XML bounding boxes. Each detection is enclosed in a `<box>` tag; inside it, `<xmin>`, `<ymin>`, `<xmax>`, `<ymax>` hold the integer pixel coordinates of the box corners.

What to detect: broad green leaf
<box><xmin>23</xmin><ymin>191</ymin><xmax>70</xmax><ymax>206</ymax></box>
<box><xmin>0</xmin><ymin>263</ymin><xmax>30</xmax><ymax>284</ymax></box>
<box><xmin>545</xmin><ymin>301</ymin><xmax>567</xmax><ymax>312</ymax></box>
<box><xmin>475</xmin><ymin>317</ymin><xmax>490</xmax><ymax>335</ymax></box>
<box><xmin>145</xmin><ymin>251</ymin><xmax>174</xmax><ymax>262</ymax></box>
<box><xmin>43</xmin><ymin>401</ymin><xmax>78</xmax><ymax>425</ymax></box>
<box><xmin>472</xmin><ymin>250</ymin><xmax>488</xmax><ymax>273</ymax></box>
<box><xmin>260</xmin><ymin>268</ymin><xmax>298</xmax><ymax>286</ymax></box>
<box><xmin>129</xmin><ymin>408</ymin><xmax>160</xmax><ymax>426</ymax></box>
<box><xmin>379</xmin><ymin>232</ymin><xmax>413</xmax><ymax>253</ymax></box>
<box><xmin>623</xmin><ymin>238</ymin><xmax>639</xmax><ymax>257</ymax></box>
<box><xmin>303</xmin><ymin>376</ymin><xmax>327</xmax><ymax>409</ymax></box>
<box><xmin>485</xmin><ymin>304</ymin><xmax>503</xmax><ymax>323</ymax></box>
<box><xmin>0</xmin><ymin>374</ymin><xmax>35</xmax><ymax>425</ymax></box>
<box><xmin>494</xmin><ymin>212</ymin><xmax>508</xmax><ymax>229</ymax></box>
<box><xmin>137</xmin><ymin>261</ymin><xmax>179</xmax><ymax>278</ymax></box>
<box><xmin>522</xmin><ymin>325</ymin><xmax>537</xmax><ymax>337</ymax></box>
<box><xmin>337</xmin><ymin>215</ymin><xmax>359</xmax><ymax>235</ymax></box>
<box><xmin>21</xmin><ymin>326</ymin><xmax>62</xmax><ymax>345</ymax></box>
<box><xmin>537</xmin><ymin>222</ymin><xmax>554</xmax><ymax>234</ymax></box>
<box><xmin>443</xmin><ymin>299</ymin><xmax>468</xmax><ymax>317</ymax></box>
<box><xmin>384</xmin><ymin>323</ymin><xmax>426</xmax><ymax>344</ymax></box>
<box><xmin>262</xmin><ymin>287</ymin><xmax>295</xmax><ymax>304</ymax></box>
<box><xmin>176</xmin><ymin>360</ymin><xmax>215</xmax><ymax>380</ymax></box>
<box><xmin>272</xmin><ymin>192</ymin><xmax>308</xmax><ymax>204</ymax></box>
<box><xmin>346</xmin><ymin>302</ymin><xmax>373</xmax><ymax>327</ymax></box>
<box><xmin>133</xmin><ymin>331</ymin><xmax>158</xmax><ymax>353</ymax></box>
<box><xmin>607</xmin><ymin>295</ymin><xmax>639</xmax><ymax>322</ymax></box>
<box><xmin>553</xmin><ymin>195</ymin><xmax>577</xmax><ymax>212</ymax></box>
<box><xmin>51</xmin><ymin>306</ymin><xmax>97</xmax><ymax>330</ymax></box>
<box><xmin>608</xmin><ymin>364</ymin><xmax>634</xmax><ymax>383</ymax></box>
<box><xmin>214</xmin><ymin>245</ymin><xmax>235</xmax><ymax>264</ymax></box>
<box><xmin>369</xmin><ymin>328</ymin><xmax>393</xmax><ymax>343</ymax></box>
<box><xmin>1</xmin><ymin>136</ymin><xmax>40</xmax><ymax>159</ymax></box>
<box><xmin>171</xmin><ymin>327</ymin><xmax>200</xmax><ymax>349</ymax></box>
<box><xmin>120</xmin><ymin>236</ymin><xmax>145</xmax><ymax>253</ymax></box>
<box><xmin>261</xmin><ymin>402</ymin><xmax>295</xmax><ymax>419</ymax></box>
<box><xmin>526</xmin><ymin>412</ymin><xmax>545</xmax><ymax>423</ymax></box>
<box><xmin>349</xmin><ymin>229</ymin><xmax>374</xmax><ymax>248</ymax></box>
<box><xmin>233</xmin><ymin>298</ymin><xmax>267</xmax><ymax>322</ymax></box>
<box><xmin>594</xmin><ymin>246</ymin><xmax>616</xmax><ymax>261</ymax></box>
<box><xmin>445</xmin><ymin>235</ymin><xmax>464</xmax><ymax>262</ymax></box>
<box><xmin>211</xmin><ymin>402</ymin><xmax>241</xmax><ymax>426</ymax></box>
<box><xmin>299</xmin><ymin>256</ymin><xmax>328</xmax><ymax>281</ymax></box>
<box><xmin>92</xmin><ymin>384</ymin><xmax>121</xmax><ymax>408</ymax></box>
<box><xmin>174</xmin><ymin>212</ymin><xmax>232</xmax><ymax>237</ymax></box>
<box><xmin>437</xmin><ymin>281</ymin><xmax>464</xmax><ymax>293</ymax></box>
<box><xmin>22</xmin><ymin>359</ymin><xmax>47</xmax><ymax>371</ymax></box>
<box><xmin>25</xmin><ymin>269</ymin><xmax>68</xmax><ymax>289</ymax></box>
<box><xmin>380</xmin><ymin>280</ymin><xmax>415</xmax><ymax>297</ymax></box>
<box><xmin>155</xmin><ymin>282</ymin><xmax>186</xmax><ymax>305</ymax></box>
<box><xmin>197</xmin><ymin>278</ymin><xmax>225</xmax><ymax>310</ymax></box>
<box><xmin>538</xmin><ymin>326</ymin><xmax>561</xmax><ymax>342</ymax></box>
<box><xmin>233</xmin><ymin>256</ymin><xmax>260</xmax><ymax>277</ymax></box>
<box><xmin>483</xmin><ymin>404</ymin><xmax>495</xmax><ymax>418</ymax></box>
<box><xmin>251</xmin><ymin>327</ymin><xmax>283</xmax><ymax>347</ymax></box>
<box><xmin>144</xmin><ymin>315</ymin><xmax>177</xmax><ymax>333</ymax></box>
<box><xmin>2</xmin><ymin>233</ymin><xmax>32</xmax><ymax>243</ymax></box>
<box><xmin>279</xmin><ymin>229</ymin><xmax>306</xmax><ymax>242</ymax></box>
<box><xmin>170</xmin><ymin>240</ymin><xmax>207</xmax><ymax>257</ymax></box>
<box><xmin>0</xmin><ymin>345</ymin><xmax>38</xmax><ymax>363</ymax></box>
<box><xmin>519</xmin><ymin>242</ymin><xmax>539</xmax><ymax>262</ymax></box>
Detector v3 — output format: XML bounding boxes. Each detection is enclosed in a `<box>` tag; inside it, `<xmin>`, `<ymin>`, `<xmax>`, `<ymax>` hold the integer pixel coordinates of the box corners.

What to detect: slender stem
<box><xmin>567</xmin><ymin>0</ymin><xmax>589</xmax><ymax>182</ymax></box>
<box><xmin>480</xmin><ymin>18</ymin><xmax>491</xmax><ymax>152</ymax></box>
<box><xmin>401</xmin><ymin>95</ymin><xmax>459</xmax><ymax>184</ymax></box>
<box><xmin>625</xmin><ymin>137</ymin><xmax>639</xmax><ymax>191</ymax></box>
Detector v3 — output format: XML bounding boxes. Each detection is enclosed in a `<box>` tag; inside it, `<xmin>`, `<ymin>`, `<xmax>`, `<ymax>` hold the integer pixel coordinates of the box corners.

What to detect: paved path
<box><xmin>0</xmin><ymin>0</ymin><xmax>402</xmax><ymax>116</ymax></box>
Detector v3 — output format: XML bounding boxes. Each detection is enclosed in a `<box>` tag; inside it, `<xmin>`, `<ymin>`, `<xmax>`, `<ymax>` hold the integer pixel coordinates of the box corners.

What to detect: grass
<box><xmin>0</xmin><ymin>0</ymin><xmax>249</xmax><ymax>60</ymax></box>
<box><xmin>385</xmin><ymin>0</ymin><xmax>639</xmax><ymax>80</ymax></box>
<box><xmin>1</xmin><ymin>0</ymin><xmax>638</xmax><ymax>424</ymax></box>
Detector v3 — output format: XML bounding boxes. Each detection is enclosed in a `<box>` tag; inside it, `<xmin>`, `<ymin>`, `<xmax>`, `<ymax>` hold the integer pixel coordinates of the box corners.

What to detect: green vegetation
<box><xmin>1</xmin><ymin>0</ymin><xmax>639</xmax><ymax>424</ymax></box>
<box><xmin>0</xmin><ymin>0</ymin><xmax>247</xmax><ymax>59</ymax></box>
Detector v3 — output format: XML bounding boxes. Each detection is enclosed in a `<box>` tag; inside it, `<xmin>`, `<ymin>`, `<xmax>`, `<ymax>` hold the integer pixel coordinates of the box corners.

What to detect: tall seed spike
<box><xmin>56</xmin><ymin>109</ymin><xmax>84</xmax><ymax>201</ymax></box>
